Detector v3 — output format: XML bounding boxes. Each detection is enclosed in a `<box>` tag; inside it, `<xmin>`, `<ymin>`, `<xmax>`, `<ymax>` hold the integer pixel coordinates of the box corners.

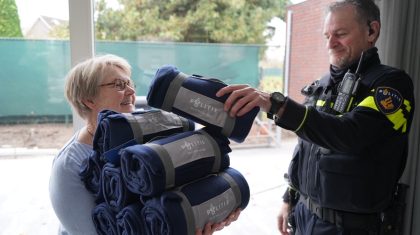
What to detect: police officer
<box><xmin>216</xmin><ymin>0</ymin><xmax>415</xmax><ymax>234</ymax></box>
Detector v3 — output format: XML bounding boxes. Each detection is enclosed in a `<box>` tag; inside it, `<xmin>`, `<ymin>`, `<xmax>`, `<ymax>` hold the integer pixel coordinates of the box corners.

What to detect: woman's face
<box><xmin>90</xmin><ymin>65</ymin><xmax>136</xmax><ymax>114</ymax></box>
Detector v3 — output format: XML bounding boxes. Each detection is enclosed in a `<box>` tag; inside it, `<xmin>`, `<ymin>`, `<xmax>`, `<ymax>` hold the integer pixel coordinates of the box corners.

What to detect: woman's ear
<box><xmin>82</xmin><ymin>99</ymin><xmax>96</xmax><ymax>110</ymax></box>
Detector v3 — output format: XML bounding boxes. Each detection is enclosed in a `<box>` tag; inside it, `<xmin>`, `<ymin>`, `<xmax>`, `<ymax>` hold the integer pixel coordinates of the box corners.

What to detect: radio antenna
<box><xmin>355</xmin><ymin>51</ymin><xmax>364</xmax><ymax>74</ymax></box>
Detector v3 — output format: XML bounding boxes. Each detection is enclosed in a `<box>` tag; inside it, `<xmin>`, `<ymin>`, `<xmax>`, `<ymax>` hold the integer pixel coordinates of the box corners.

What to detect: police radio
<box><xmin>332</xmin><ymin>52</ymin><xmax>364</xmax><ymax>113</ymax></box>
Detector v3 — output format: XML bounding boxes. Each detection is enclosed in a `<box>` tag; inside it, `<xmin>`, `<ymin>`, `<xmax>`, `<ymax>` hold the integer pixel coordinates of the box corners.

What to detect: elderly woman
<box><xmin>49</xmin><ymin>54</ymin><xmax>239</xmax><ymax>235</ymax></box>
<box><xmin>49</xmin><ymin>54</ymin><xmax>137</xmax><ymax>234</ymax></box>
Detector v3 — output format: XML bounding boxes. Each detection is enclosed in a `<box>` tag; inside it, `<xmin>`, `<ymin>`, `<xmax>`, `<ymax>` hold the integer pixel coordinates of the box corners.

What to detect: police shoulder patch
<box><xmin>374</xmin><ymin>87</ymin><xmax>403</xmax><ymax>114</ymax></box>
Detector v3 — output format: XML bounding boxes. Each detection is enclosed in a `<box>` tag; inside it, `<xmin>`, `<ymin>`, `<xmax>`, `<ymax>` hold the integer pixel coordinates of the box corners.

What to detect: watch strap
<box><xmin>267</xmin><ymin>92</ymin><xmax>285</xmax><ymax>119</ymax></box>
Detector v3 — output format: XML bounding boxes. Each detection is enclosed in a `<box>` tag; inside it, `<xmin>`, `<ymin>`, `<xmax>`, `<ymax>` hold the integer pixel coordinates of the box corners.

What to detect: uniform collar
<box><xmin>330</xmin><ymin>47</ymin><xmax>381</xmax><ymax>83</ymax></box>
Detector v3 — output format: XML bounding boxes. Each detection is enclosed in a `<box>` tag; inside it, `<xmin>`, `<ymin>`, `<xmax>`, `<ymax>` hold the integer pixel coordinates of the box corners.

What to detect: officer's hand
<box><xmin>277</xmin><ymin>202</ymin><xmax>290</xmax><ymax>235</ymax></box>
<box><xmin>216</xmin><ymin>85</ymin><xmax>271</xmax><ymax>117</ymax></box>
<box><xmin>195</xmin><ymin>209</ymin><xmax>241</xmax><ymax>235</ymax></box>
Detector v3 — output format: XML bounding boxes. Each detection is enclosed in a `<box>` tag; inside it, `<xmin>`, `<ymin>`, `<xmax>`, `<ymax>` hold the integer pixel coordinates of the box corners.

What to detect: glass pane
<box><xmin>92</xmin><ymin>2</ymin><xmax>289</xmax><ymax>235</ymax></box>
<box><xmin>93</xmin><ymin>0</ymin><xmax>283</xmax><ymax>96</ymax></box>
<box><xmin>0</xmin><ymin>0</ymin><xmax>70</xmax><ymax>234</ymax></box>
<box><xmin>16</xmin><ymin>0</ymin><xmax>69</xmax><ymax>40</ymax></box>
<box><xmin>1</xmin><ymin>0</ymin><xmax>71</xmax><ymax>122</ymax></box>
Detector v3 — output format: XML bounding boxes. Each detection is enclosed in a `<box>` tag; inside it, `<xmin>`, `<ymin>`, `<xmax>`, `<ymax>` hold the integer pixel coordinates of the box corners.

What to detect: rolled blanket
<box><xmin>116</xmin><ymin>202</ymin><xmax>147</xmax><ymax>235</ymax></box>
<box><xmin>142</xmin><ymin>167</ymin><xmax>250</xmax><ymax>235</ymax></box>
<box><xmin>146</xmin><ymin>65</ymin><xmax>259</xmax><ymax>143</ymax></box>
<box><xmin>79</xmin><ymin>151</ymin><xmax>105</xmax><ymax>203</ymax></box>
<box><xmin>101</xmin><ymin>163</ymin><xmax>139</xmax><ymax>213</ymax></box>
<box><xmin>93</xmin><ymin>109</ymin><xmax>195</xmax><ymax>159</ymax></box>
<box><xmin>102</xmin><ymin>139</ymin><xmax>137</xmax><ymax>166</ymax></box>
<box><xmin>92</xmin><ymin>202</ymin><xmax>118</xmax><ymax>235</ymax></box>
<box><xmin>120</xmin><ymin>128</ymin><xmax>231</xmax><ymax>196</ymax></box>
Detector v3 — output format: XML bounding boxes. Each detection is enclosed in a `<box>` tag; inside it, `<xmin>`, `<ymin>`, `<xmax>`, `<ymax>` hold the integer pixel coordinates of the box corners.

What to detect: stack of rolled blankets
<box><xmin>80</xmin><ymin>65</ymin><xmax>259</xmax><ymax>235</ymax></box>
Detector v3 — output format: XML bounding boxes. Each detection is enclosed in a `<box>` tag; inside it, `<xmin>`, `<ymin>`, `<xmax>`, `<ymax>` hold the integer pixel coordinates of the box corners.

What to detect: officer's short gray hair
<box><xmin>65</xmin><ymin>54</ymin><xmax>132</xmax><ymax>119</ymax></box>
<box><xmin>328</xmin><ymin>0</ymin><xmax>381</xmax><ymax>26</ymax></box>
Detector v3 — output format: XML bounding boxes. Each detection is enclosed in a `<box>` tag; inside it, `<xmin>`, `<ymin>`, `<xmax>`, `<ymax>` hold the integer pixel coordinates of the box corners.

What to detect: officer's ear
<box><xmin>367</xmin><ymin>20</ymin><xmax>380</xmax><ymax>43</ymax></box>
<box><xmin>368</xmin><ymin>25</ymin><xmax>374</xmax><ymax>35</ymax></box>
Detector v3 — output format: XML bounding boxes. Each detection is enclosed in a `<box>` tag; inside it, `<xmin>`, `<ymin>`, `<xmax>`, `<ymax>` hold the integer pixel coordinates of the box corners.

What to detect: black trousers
<box><xmin>294</xmin><ymin>202</ymin><xmax>379</xmax><ymax>235</ymax></box>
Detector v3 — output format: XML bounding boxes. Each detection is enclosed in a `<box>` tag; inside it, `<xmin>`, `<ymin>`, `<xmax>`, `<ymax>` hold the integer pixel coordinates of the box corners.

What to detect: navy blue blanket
<box><xmin>101</xmin><ymin>163</ymin><xmax>139</xmax><ymax>213</ymax></box>
<box><xmin>141</xmin><ymin>167</ymin><xmax>250</xmax><ymax>235</ymax></box>
<box><xmin>120</xmin><ymin>128</ymin><xmax>231</xmax><ymax>196</ymax></box>
<box><xmin>146</xmin><ymin>65</ymin><xmax>259</xmax><ymax>143</ymax></box>
<box><xmin>92</xmin><ymin>202</ymin><xmax>118</xmax><ymax>235</ymax></box>
<box><xmin>94</xmin><ymin>109</ymin><xmax>195</xmax><ymax>164</ymax></box>
<box><xmin>79</xmin><ymin>151</ymin><xmax>105</xmax><ymax>203</ymax></box>
<box><xmin>116</xmin><ymin>202</ymin><xmax>147</xmax><ymax>235</ymax></box>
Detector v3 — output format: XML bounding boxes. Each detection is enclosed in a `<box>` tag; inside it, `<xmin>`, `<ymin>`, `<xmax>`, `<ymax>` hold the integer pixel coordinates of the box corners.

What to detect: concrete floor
<box><xmin>0</xmin><ymin>138</ymin><xmax>297</xmax><ymax>235</ymax></box>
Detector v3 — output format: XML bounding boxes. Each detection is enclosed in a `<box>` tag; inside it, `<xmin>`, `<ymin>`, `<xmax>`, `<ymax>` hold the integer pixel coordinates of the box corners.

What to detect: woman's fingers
<box><xmin>194</xmin><ymin>208</ymin><xmax>242</xmax><ymax>235</ymax></box>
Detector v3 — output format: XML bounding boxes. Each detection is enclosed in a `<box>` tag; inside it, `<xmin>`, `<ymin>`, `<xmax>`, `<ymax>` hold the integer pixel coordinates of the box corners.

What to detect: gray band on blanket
<box><xmin>219</xmin><ymin>172</ymin><xmax>242</xmax><ymax>209</ymax></box>
<box><xmin>174</xmin><ymin>172</ymin><xmax>241</xmax><ymax>233</ymax></box>
<box><xmin>221</xmin><ymin>116</ymin><xmax>235</xmax><ymax>140</ymax></box>
<box><xmin>162</xmin><ymin>72</ymin><xmax>188</xmax><ymax>111</ymax></box>
<box><xmin>147</xmin><ymin>132</ymin><xmax>221</xmax><ymax>189</ymax></box>
<box><xmin>173</xmin><ymin>191</ymin><xmax>196</xmax><ymax>235</ymax></box>
<box><xmin>197</xmin><ymin>130</ymin><xmax>221</xmax><ymax>173</ymax></box>
<box><xmin>123</xmin><ymin>113</ymin><xmax>144</xmax><ymax>143</ymax></box>
<box><xmin>172</xmin><ymin>87</ymin><xmax>236</xmax><ymax>138</ymax></box>
<box><xmin>123</xmin><ymin>111</ymin><xmax>188</xmax><ymax>144</ymax></box>
<box><xmin>162</xmin><ymin>72</ymin><xmax>235</xmax><ymax>138</ymax></box>
<box><xmin>146</xmin><ymin>143</ymin><xmax>176</xmax><ymax>188</ymax></box>
<box><xmin>191</xmin><ymin>187</ymin><xmax>237</xmax><ymax>230</ymax></box>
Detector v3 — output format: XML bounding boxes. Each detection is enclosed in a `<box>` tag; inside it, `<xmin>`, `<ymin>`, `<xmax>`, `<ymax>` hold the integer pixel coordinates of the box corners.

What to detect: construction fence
<box><xmin>0</xmin><ymin>38</ymin><xmax>284</xmax><ymax>146</ymax></box>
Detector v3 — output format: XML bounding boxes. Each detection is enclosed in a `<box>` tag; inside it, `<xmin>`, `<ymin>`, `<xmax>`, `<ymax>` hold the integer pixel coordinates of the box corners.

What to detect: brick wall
<box><xmin>286</xmin><ymin>0</ymin><xmax>335</xmax><ymax>103</ymax></box>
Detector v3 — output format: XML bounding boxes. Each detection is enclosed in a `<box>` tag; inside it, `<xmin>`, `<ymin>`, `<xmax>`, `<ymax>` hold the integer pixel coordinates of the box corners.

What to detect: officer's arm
<box><xmin>274</xmin><ymin>74</ymin><xmax>414</xmax><ymax>153</ymax></box>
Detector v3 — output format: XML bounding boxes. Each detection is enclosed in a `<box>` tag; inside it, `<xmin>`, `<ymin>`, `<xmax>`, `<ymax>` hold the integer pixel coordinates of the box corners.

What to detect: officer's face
<box><xmin>323</xmin><ymin>5</ymin><xmax>375</xmax><ymax>69</ymax></box>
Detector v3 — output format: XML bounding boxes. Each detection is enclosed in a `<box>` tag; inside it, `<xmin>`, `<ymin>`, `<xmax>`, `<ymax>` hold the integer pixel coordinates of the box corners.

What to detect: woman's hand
<box><xmin>195</xmin><ymin>208</ymin><xmax>241</xmax><ymax>235</ymax></box>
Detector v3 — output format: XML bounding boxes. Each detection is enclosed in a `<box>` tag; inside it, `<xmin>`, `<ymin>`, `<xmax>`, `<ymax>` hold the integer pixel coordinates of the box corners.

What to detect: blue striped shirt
<box><xmin>49</xmin><ymin>131</ymin><xmax>97</xmax><ymax>235</ymax></box>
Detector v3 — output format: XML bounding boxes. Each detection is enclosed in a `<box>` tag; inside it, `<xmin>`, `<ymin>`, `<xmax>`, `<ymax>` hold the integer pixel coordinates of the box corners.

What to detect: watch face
<box><xmin>272</xmin><ymin>92</ymin><xmax>285</xmax><ymax>102</ymax></box>
<box><xmin>269</xmin><ymin>92</ymin><xmax>285</xmax><ymax>118</ymax></box>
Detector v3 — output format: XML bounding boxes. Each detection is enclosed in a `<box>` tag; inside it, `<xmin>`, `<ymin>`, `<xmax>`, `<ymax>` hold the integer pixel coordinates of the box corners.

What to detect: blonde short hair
<box><xmin>65</xmin><ymin>54</ymin><xmax>132</xmax><ymax>119</ymax></box>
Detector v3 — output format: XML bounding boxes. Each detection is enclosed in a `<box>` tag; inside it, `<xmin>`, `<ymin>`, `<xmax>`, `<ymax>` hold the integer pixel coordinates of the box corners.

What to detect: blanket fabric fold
<box><xmin>141</xmin><ymin>167</ymin><xmax>250</xmax><ymax>235</ymax></box>
<box><xmin>84</xmin><ymin>100</ymin><xmax>252</xmax><ymax>235</ymax></box>
<box><xmin>93</xmin><ymin>109</ymin><xmax>195</xmax><ymax>164</ymax></box>
<box><xmin>79</xmin><ymin>151</ymin><xmax>105</xmax><ymax>203</ymax></box>
<box><xmin>146</xmin><ymin>65</ymin><xmax>259</xmax><ymax>143</ymax></box>
<box><xmin>116</xmin><ymin>202</ymin><xmax>147</xmax><ymax>235</ymax></box>
<box><xmin>92</xmin><ymin>202</ymin><xmax>118</xmax><ymax>235</ymax></box>
<box><xmin>120</xmin><ymin>128</ymin><xmax>231</xmax><ymax>196</ymax></box>
<box><xmin>101</xmin><ymin>163</ymin><xmax>139</xmax><ymax>213</ymax></box>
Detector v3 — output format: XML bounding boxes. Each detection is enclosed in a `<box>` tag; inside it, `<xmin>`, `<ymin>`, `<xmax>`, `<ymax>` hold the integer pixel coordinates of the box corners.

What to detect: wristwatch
<box><xmin>267</xmin><ymin>92</ymin><xmax>286</xmax><ymax>119</ymax></box>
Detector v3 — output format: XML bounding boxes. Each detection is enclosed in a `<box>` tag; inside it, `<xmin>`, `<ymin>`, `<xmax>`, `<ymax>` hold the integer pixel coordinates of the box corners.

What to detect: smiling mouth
<box><xmin>330</xmin><ymin>48</ymin><xmax>347</xmax><ymax>55</ymax></box>
<box><xmin>329</xmin><ymin>50</ymin><xmax>342</xmax><ymax>56</ymax></box>
<box><xmin>121</xmin><ymin>101</ymin><xmax>132</xmax><ymax>105</ymax></box>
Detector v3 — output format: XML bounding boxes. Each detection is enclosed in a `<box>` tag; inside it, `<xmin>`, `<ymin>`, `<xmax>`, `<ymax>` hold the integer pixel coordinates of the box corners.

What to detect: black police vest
<box><xmin>289</xmin><ymin>64</ymin><xmax>409</xmax><ymax>213</ymax></box>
